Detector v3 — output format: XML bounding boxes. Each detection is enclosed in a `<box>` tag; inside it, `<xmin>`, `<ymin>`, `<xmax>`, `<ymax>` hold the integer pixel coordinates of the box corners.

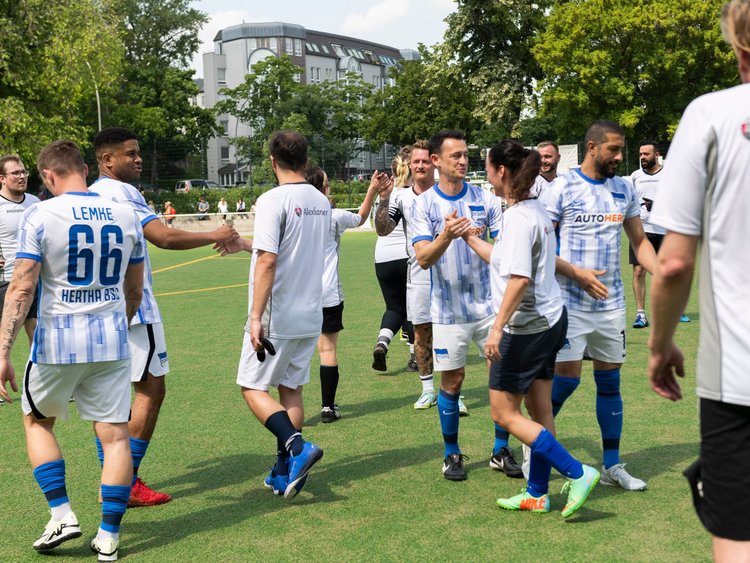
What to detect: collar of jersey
<box><xmin>433</xmin><ymin>182</ymin><xmax>467</xmax><ymax>201</ymax></box>
<box><xmin>574</xmin><ymin>168</ymin><xmax>606</xmax><ymax>185</ymax></box>
<box><xmin>66</xmin><ymin>191</ymin><xmax>99</xmax><ymax>197</ymax></box>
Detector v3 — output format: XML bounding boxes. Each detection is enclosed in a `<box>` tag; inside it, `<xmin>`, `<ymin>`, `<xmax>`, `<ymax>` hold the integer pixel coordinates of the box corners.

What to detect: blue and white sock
<box><xmin>595</xmin><ymin>368</ymin><xmax>623</xmax><ymax>469</ymax></box>
<box><xmin>99</xmin><ymin>484</ymin><xmax>130</xmax><ymax>541</ymax></box>
<box><xmin>33</xmin><ymin>459</ymin><xmax>71</xmax><ymax>520</ymax></box>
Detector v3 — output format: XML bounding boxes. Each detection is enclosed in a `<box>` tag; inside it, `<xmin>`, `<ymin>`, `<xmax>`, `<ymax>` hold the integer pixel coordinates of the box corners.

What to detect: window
<box><xmin>305</xmin><ymin>42</ymin><xmax>313</xmax><ymax>51</ymax></box>
<box><xmin>321</xmin><ymin>44</ymin><xmax>330</xmax><ymax>54</ymax></box>
<box><xmin>315</xmin><ymin>68</ymin><xmax>321</xmax><ymax>82</ymax></box>
<box><xmin>248</xmin><ymin>38</ymin><xmax>257</xmax><ymax>50</ymax></box>
<box><xmin>331</xmin><ymin>43</ymin><xmax>345</xmax><ymax>57</ymax></box>
<box><xmin>220</xmin><ymin>120</ymin><xmax>229</xmax><ymax>134</ymax></box>
<box><xmin>220</xmin><ymin>146</ymin><xmax>230</xmax><ymax>161</ymax></box>
<box><xmin>285</xmin><ymin>37</ymin><xmax>293</xmax><ymax>53</ymax></box>
<box><xmin>312</xmin><ymin>43</ymin><xmax>320</xmax><ymax>53</ymax></box>
<box><xmin>294</xmin><ymin>39</ymin><xmax>302</xmax><ymax>56</ymax></box>
<box><xmin>217</xmin><ymin>68</ymin><xmax>226</xmax><ymax>85</ymax></box>
<box><xmin>269</xmin><ymin>38</ymin><xmax>277</xmax><ymax>52</ymax></box>
<box><xmin>325</xmin><ymin>68</ymin><xmax>332</xmax><ymax>79</ymax></box>
<box><xmin>293</xmin><ymin>73</ymin><xmax>301</xmax><ymax>83</ymax></box>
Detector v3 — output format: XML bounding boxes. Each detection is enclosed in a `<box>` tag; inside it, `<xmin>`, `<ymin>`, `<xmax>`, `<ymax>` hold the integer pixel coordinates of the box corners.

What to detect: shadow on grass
<box><xmin>123</xmin><ymin>442</ymin><xmax>442</xmax><ymax>555</ymax></box>
<box><xmin>303</xmin><ymin>391</ymin><xmax>430</xmax><ymax>426</ymax></box>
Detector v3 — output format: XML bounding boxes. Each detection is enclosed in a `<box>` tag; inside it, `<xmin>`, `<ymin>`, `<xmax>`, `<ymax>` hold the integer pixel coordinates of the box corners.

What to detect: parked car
<box><xmin>174</xmin><ymin>179</ymin><xmax>224</xmax><ymax>193</ymax></box>
<box><xmin>466</xmin><ymin>171</ymin><xmax>487</xmax><ymax>182</ymax></box>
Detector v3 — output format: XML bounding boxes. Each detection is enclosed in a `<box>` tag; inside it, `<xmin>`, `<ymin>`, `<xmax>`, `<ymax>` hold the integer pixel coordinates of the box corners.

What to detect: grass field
<box><xmin>0</xmin><ymin>230</ymin><xmax>709</xmax><ymax>562</ymax></box>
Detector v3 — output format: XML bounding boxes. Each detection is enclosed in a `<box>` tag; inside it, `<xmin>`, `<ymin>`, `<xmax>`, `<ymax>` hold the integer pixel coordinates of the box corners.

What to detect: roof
<box><xmin>214</xmin><ymin>22</ymin><xmax>306</xmax><ymax>43</ymax></box>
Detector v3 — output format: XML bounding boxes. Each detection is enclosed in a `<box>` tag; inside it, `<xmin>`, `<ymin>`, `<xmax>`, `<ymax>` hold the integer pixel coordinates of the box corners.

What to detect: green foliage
<box><xmin>534</xmin><ymin>0</ymin><xmax>737</xmax><ymax>140</ymax></box>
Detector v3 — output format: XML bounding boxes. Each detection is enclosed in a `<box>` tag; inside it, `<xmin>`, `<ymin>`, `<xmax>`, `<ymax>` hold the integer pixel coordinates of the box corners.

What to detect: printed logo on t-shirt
<box><xmin>295</xmin><ymin>207</ymin><xmax>302</xmax><ymax>217</ymax></box>
<box><xmin>742</xmin><ymin>120</ymin><xmax>750</xmax><ymax>141</ymax></box>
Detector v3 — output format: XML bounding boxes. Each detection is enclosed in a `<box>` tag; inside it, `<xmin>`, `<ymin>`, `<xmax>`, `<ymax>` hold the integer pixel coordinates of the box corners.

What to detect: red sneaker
<box><xmin>128</xmin><ymin>477</ymin><xmax>172</xmax><ymax>507</ymax></box>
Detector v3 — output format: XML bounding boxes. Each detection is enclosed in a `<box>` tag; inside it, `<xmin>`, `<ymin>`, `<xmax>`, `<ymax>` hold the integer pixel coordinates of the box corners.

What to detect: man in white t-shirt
<box><xmin>541</xmin><ymin>120</ymin><xmax>657</xmax><ymax>491</ymax></box>
<box><xmin>0</xmin><ymin>140</ymin><xmax>144</xmax><ymax>560</ymax></box>
<box><xmin>220</xmin><ymin>131</ymin><xmax>329</xmax><ymax>498</ymax></box>
<box><xmin>92</xmin><ymin>127</ymin><xmax>238</xmax><ymax>507</ymax></box>
<box><xmin>0</xmin><ymin>155</ymin><xmax>41</xmax><ymax>351</ymax></box>
<box><xmin>531</xmin><ymin>141</ymin><xmax>561</xmax><ymax>198</ymax></box>
<box><xmin>375</xmin><ymin>140</ymin><xmax>438</xmax><ymax>410</ymax></box>
<box><xmin>648</xmin><ymin>3</ymin><xmax>750</xmax><ymax>556</ymax></box>
<box><xmin>411</xmin><ymin>130</ymin><xmax>521</xmax><ymax>481</ymax></box>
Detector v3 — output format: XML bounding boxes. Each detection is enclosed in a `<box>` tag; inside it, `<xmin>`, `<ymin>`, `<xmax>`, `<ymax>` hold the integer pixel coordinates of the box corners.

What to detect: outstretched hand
<box><xmin>370</xmin><ymin>170</ymin><xmax>394</xmax><ymax>198</ymax></box>
<box><xmin>647</xmin><ymin>341</ymin><xmax>685</xmax><ymax>401</ymax></box>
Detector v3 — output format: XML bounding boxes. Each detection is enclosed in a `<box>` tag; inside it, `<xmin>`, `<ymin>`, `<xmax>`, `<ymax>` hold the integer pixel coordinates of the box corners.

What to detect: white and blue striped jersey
<box><xmin>411</xmin><ymin>182</ymin><xmax>503</xmax><ymax>324</ymax></box>
<box><xmin>541</xmin><ymin>168</ymin><xmax>640</xmax><ymax>312</ymax></box>
<box><xmin>89</xmin><ymin>176</ymin><xmax>160</xmax><ymax>325</ymax></box>
<box><xmin>16</xmin><ymin>192</ymin><xmax>145</xmax><ymax>364</ymax></box>
<box><xmin>388</xmin><ymin>187</ymin><xmax>431</xmax><ymax>286</ymax></box>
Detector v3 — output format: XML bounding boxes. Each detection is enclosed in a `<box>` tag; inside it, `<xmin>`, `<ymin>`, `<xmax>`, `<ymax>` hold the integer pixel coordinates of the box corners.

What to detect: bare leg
<box><xmin>713</xmin><ymin>537</ymin><xmax>750</xmax><ymax>563</ymax></box>
<box><xmin>632</xmin><ymin>264</ymin><xmax>647</xmax><ymax>311</ymax></box>
<box><xmin>94</xmin><ymin>421</ymin><xmax>132</xmax><ymax>486</ymax></box>
<box><xmin>129</xmin><ymin>373</ymin><xmax>166</xmax><ymax>441</ymax></box>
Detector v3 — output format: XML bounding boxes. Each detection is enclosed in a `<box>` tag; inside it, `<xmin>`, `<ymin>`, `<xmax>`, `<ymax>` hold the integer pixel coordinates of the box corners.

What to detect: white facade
<box><xmin>202</xmin><ymin>22</ymin><xmax>410</xmax><ymax>186</ymax></box>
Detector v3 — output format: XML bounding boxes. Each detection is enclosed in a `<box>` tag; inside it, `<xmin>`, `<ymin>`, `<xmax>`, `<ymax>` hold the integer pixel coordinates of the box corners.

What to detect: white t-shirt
<box><xmin>0</xmin><ymin>192</ymin><xmax>41</xmax><ymax>283</ymax></box>
<box><xmin>374</xmin><ymin>187</ymin><xmax>408</xmax><ymax>263</ymax></box>
<box><xmin>629</xmin><ymin>168</ymin><xmax>666</xmax><ymax>235</ymax></box>
<box><xmin>652</xmin><ymin>82</ymin><xmax>750</xmax><ymax>407</ymax></box>
<box><xmin>322</xmin><ymin>208</ymin><xmax>361</xmax><ymax>308</ymax></box>
<box><xmin>249</xmin><ymin>182</ymin><xmax>329</xmax><ymax>339</ymax></box>
<box><xmin>17</xmin><ymin>192</ymin><xmax>144</xmax><ymax>364</ymax></box>
<box><xmin>388</xmin><ymin>186</ymin><xmax>431</xmax><ymax>286</ymax></box>
<box><xmin>89</xmin><ymin>176</ymin><xmax>161</xmax><ymax>325</ymax></box>
<box><xmin>541</xmin><ymin>168</ymin><xmax>640</xmax><ymax>312</ymax></box>
<box><xmin>491</xmin><ymin>199</ymin><xmax>563</xmax><ymax>334</ymax></box>
<box><xmin>411</xmin><ymin>182</ymin><xmax>503</xmax><ymax>324</ymax></box>
<box><xmin>531</xmin><ymin>174</ymin><xmax>554</xmax><ymax>199</ymax></box>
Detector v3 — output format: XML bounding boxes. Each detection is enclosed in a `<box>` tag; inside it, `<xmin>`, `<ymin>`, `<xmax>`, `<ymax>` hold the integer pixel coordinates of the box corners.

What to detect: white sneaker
<box><xmin>458</xmin><ymin>395</ymin><xmax>469</xmax><ymax>417</ymax></box>
<box><xmin>91</xmin><ymin>536</ymin><xmax>119</xmax><ymax>561</ymax></box>
<box><xmin>600</xmin><ymin>463</ymin><xmax>647</xmax><ymax>491</ymax></box>
<box><xmin>33</xmin><ymin>511</ymin><xmax>81</xmax><ymax>551</ymax></box>
<box><xmin>521</xmin><ymin>443</ymin><xmax>531</xmax><ymax>480</ymax></box>
<box><xmin>414</xmin><ymin>391</ymin><xmax>437</xmax><ymax>410</ymax></box>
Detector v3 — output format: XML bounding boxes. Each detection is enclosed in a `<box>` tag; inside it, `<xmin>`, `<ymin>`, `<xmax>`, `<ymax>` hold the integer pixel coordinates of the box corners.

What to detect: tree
<box><xmin>533</xmin><ymin>0</ymin><xmax>737</xmax><ymax>141</ymax></box>
<box><xmin>0</xmin><ymin>0</ymin><xmax>123</xmax><ymax>163</ymax></box>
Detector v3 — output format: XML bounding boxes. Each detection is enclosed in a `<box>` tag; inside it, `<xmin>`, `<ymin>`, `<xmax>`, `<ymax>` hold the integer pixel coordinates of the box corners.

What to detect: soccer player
<box><xmin>91</xmin><ymin>127</ymin><xmax>238</xmax><ymax>506</ymax></box>
<box><xmin>466</xmin><ymin>139</ymin><xmax>599</xmax><ymax>516</ymax></box>
<box><xmin>0</xmin><ymin>140</ymin><xmax>145</xmax><ymax>560</ymax></box>
<box><xmin>218</xmin><ymin>131</ymin><xmax>329</xmax><ymax>498</ymax></box>
<box><xmin>305</xmin><ymin>165</ymin><xmax>390</xmax><ymax>422</ymax></box>
<box><xmin>374</xmin><ymin>140</ymin><xmax>438</xmax><ymax>410</ymax></box>
<box><xmin>411</xmin><ymin>130</ymin><xmax>521</xmax><ymax>480</ymax></box>
<box><xmin>629</xmin><ymin>141</ymin><xmax>690</xmax><ymax>328</ymax></box>
<box><xmin>531</xmin><ymin>141</ymin><xmax>561</xmax><ymax>197</ymax></box>
<box><xmin>540</xmin><ymin>120</ymin><xmax>657</xmax><ymax>491</ymax></box>
<box><xmin>648</xmin><ymin>2</ymin><xmax>750</xmax><ymax>558</ymax></box>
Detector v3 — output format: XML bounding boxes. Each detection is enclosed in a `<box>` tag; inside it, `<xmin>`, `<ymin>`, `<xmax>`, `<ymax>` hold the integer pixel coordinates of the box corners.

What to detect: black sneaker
<box><xmin>321</xmin><ymin>405</ymin><xmax>341</xmax><ymax>423</ymax></box>
<box><xmin>489</xmin><ymin>447</ymin><xmax>523</xmax><ymax>478</ymax></box>
<box><xmin>442</xmin><ymin>453</ymin><xmax>469</xmax><ymax>481</ymax></box>
<box><xmin>372</xmin><ymin>343</ymin><xmax>388</xmax><ymax>371</ymax></box>
<box><xmin>406</xmin><ymin>358</ymin><xmax>418</xmax><ymax>372</ymax></box>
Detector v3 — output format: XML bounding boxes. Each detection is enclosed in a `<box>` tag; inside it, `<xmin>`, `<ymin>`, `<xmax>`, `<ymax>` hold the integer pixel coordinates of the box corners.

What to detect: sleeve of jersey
<box><xmin>122</xmin><ymin>184</ymin><xmax>159</xmax><ymax>227</ymax></box>
<box><xmin>497</xmin><ymin>212</ymin><xmax>533</xmax><ymax>278</ymax></box>
<box><xmin>410</xmin><ymin>196</ymin><xmax>433</xmax><ymax>244</ymax></box>
<box><xmin>388</xmin><ymin>195</ymin><xmax>403</xmax><ymax>226</ymax></box>
<box><xmin>486</xmin><ymin>193</ymin><xmax>503</xmax><ymax>239</ymax></box>
<box><xmin>252</xmin><ymin>195</ymin><xmax>283</xmax><ymax>254</ymax></box>
<box><xmin>623</xmin><ymin>179</ymin><xmax>641</xmax><ymax>219</ymax></box>
<box><xmin>539</xmin><ymin>179</ymin><xmax>563</xmax><ymax>223</ymax></box>
<box><xmin>651</xmin><ymin>100</ymin><xmax>707</xmax><ymax>236</ymax></box>
<box><xmin>336</xmin><ymin>210</ymin><xmax>361</xmax><ymax>231</ymax></box>
<box><xmin>15</xmin><ymin>207</ymin><xmax>43</xmax><ymax>262</ymax></box>
<box><xmin>129</xmin><ymin>214</ymin><xmax>146</xmax><ymax>264</ymax></box>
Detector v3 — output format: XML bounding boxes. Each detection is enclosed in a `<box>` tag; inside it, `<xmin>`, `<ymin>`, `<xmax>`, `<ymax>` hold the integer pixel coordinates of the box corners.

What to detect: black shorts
<box><xmin>489</xmin><ymin>308</ymin><xmax>568</xmax><ymax>395</ymax></box>
<box><xmin>684</xmin><ymin>398</ymin><xmax>750</xmax><ymax>541</ymax></box>
<box><xmin>629</xmin><ymin>232</ymin><xmax>663</xmax><ymax>265</ymax></box>
<box><xmin>0</xmin><ymin>281</ymin><xmax>39</xmax><ymax>320</ymax></box>
<box><xmin>322</xmin><ymin>302</ymin><xmax>344</xmax><ymax>334</ymax></box>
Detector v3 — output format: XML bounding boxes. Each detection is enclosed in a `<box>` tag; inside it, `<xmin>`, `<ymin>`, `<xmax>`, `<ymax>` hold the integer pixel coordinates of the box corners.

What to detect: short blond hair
<box><xmin>722</xmin><ymin>0</ymin><xmax>750</xmax><ymax>54</ymax></box>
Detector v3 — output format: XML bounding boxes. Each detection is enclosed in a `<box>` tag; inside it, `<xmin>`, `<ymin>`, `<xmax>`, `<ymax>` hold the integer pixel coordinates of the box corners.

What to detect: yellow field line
<box><xmin>155</xmin><ymin>282</ymin><xmax>248</xmax><ymax>297</ymax></box>
<box><xmin>152</xmin><ymin>254</ymin><xmax>219</xmax><ymax>274</ymax></box>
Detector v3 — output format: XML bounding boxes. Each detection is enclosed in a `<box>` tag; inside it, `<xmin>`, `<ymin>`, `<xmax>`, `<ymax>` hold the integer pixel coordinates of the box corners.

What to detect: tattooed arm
<box><xmin>0</xmin><ymin>258</ymin><xmax>41</xmax><ymax>402</ymax></box>
<box><xmin>373</xmin><ymin>178</ymin><xmax>397</xmax><ymax>236</ymax></box>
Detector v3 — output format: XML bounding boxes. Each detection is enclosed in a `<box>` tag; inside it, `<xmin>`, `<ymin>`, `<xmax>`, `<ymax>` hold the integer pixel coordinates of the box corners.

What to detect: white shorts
<box><xmin>236</xmin><ymin>332</ymin><xmax>317</xmax><ymax>391</ymax></box>
<box><xmin>556</xmin><ymin>308</ymin><xmax>627</xmax><ymax>363</ymax></box>
<box><xmin>407</xmin><ymin>283</ymin><xmax>431</xmax><ymax>326</ymax></box>
<box><xmin>129</xmin><ymin>323</ymin><xmax>170</xmax><ymax>382</ymax></box>
<box><xmin>432</xmin><ymin>315</ymin><xmax>494</xmax><ymax>371</ymax></box>
<box><xmin>22</xmin><ymin>359</ymin><xmax>131</xmax><ymax>422</ymax></box>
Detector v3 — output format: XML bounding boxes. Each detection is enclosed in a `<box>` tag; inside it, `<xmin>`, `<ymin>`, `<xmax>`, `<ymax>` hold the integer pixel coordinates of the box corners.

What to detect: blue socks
<box><xmin>551</xmin><ymin>375</ymin><xmax>580</xmax><ymax>416</ymax></box>
<box><xmin>493</xmin><ymin>423</ymin><xmax>510</xmax><ymax>455</ymax></box>
<box><xmin>33</xmin><ymin>459</ymin><xmax>71</xmax><ymax>519</ymax></box>
<box><xmin>96</xmin><ymin>437</ymin><xmax>150</xmax><ymax>485</ymax></box>
<box><xmin>437</xmin><ymin>389</ymin><xmax>460</xmax><ymax>457</ymax></box>
<box><xmin>595</xmin><ymin>368</ymin><xmax>623</xmax><ymax>469</ymax></box>
<box><xmin>100</xmin><ymin>484</ymin><xmax>130</xmax><ymax>534</ymax></box>
<box><xmin>527</xmin><ymin>429</ymin><xmax>584</xmax><ymax>496</ymax></box>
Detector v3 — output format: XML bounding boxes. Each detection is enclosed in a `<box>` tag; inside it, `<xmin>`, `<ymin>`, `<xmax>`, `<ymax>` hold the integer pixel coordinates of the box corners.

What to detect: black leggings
<box><xmin>375</xmin><ymin>258</ymin><xmax>412</xmax><ymax>338</ymax></box>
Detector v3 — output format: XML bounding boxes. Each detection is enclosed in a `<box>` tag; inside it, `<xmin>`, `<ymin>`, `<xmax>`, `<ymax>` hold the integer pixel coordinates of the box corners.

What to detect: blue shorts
<box><xmin>489</xmin><ymin>308</ymin><xmax>568</xmax><ymax>395</ymax></box>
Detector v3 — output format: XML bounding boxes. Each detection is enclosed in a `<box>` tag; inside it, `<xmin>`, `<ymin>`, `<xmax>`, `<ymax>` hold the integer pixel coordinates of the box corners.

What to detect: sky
<box><xmin>189</xmin><ymin>0</ymin><xmax>456</xmax><ymax>78</ymax></box>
